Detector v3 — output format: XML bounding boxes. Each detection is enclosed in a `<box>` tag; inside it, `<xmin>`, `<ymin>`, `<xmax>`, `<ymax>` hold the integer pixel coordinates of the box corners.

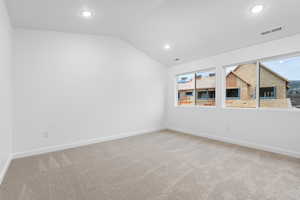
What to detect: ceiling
<box><xmin>5</xmin><ymin>0</ymin><xmax>300</xmax><ymax>66</ymax></box>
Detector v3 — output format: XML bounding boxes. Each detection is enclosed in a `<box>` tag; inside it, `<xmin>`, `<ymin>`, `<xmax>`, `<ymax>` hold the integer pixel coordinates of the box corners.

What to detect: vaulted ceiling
<box><xmin>5</xmin><ymin>0</ymin><xmax>300</xmax><ymax>66</ymax></box>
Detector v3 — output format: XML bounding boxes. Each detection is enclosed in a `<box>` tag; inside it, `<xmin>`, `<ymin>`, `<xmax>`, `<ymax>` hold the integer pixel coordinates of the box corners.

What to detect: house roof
<box><xmin>259</xmin><ymin>64</ymin><xmax>289</xmax><ymax>82</ymax></box>
<box><xmin>226</xmin><ymin>71</ymin><xmax>250</xmax><ymax>85</ymax></box>
<box><xmin>232</xmin><ymin>64</ymin><xmax>289</xmax><ymax>83</ymax></box>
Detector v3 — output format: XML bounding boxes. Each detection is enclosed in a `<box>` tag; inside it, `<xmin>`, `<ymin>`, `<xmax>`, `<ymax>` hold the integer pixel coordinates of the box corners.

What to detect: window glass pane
<box><xmin>226</xmin><ymin>88</ymin><xmax>240</xmax><ymax>98</ymax></box>
<box><xmin>260</xmin><ymin>55</ymin><xmax>300</xmax><ymax>109</ymax></box>
<box><xmin>176</xmin><ymin>73</ymin><xmax>195</xmax><ymax>105</ymax></box>
<box><xmin>259</xmin><ymin>87</ymin><xmax>276</xmax><ymax>98</ymax></box>
<box><xmin>196</xmin><ymin>70</ymin><xmax>216</xmax><ymax>106</ymax></box>
<box><xmin>225</xmin><ymin>63</ymin><xmax>257</xmax><ymax>108</ymax></box>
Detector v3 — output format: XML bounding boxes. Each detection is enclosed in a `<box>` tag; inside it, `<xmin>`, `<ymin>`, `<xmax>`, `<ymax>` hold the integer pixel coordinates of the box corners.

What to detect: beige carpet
<box><xmin>1</xmin><ymin>130</ymin><xmax>300</xmax><ymax>200</ymax></box>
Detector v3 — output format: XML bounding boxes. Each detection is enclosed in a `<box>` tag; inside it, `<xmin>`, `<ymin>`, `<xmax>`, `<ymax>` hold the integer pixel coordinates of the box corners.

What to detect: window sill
<box><xmin>175</xmin><ymin>105</ymin><xmax>216</xmax><ymax>109</ymax></box>
<box><xmin>257</xmin><ymin>107</ymin><xmax>300</xmax><ymax>112</ymax></box>
<box><xmin>175</xmin><ymin>105</ymin><xmax>300</xmax><ymax>112</ymax></box>
<box><xmin>222</xmin><ymin>107</ymin><xmax>257</xmax><ymax>110</ymax></box>
<box><xmin>222</xmin><ymin>106</ymin><xmax>300</xmax><ymax>112</ymax></box>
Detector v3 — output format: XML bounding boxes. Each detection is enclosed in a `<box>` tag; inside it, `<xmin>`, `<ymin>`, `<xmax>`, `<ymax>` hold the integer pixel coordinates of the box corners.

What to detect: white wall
<box><xmin>0</xmin><ymin>0</ymin><xmax>13</xmax><ymax>183</ymax></box>
<box><xmin>167</xmin><ymin>34</ymin><xmax>300</xmax><ymax>158</ymax></box>
<box><xmin>13</xmin><ymin>29</ymin><xmax>167</xmax><ymax>154</ymax></box>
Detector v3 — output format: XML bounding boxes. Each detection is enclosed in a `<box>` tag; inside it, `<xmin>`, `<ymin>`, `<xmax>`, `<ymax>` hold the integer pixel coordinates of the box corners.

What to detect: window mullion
<box><xmin>194</xmin><ymin>73</ymin><xmax>196</xmax><ymax>105</ymax></box>
<box><xmin>256</xmin><ymin>61</ymin><xmax>260</xmax><ymax>108</ymax></box>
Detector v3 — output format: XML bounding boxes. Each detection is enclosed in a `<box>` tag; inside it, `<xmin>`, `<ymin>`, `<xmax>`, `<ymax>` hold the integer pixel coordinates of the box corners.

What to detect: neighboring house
<box><xmin>195</xmin><ymin>73</ymin><xmax>216</xmax><ymax>106</ymax></box>
<box><xmin>226</xmin><ymin>63</ymin><xmax>291</xmax><ymax>108</ymax></box>
<box><xmin>177</xmin><ymin>64</ymin><xmax>291</xmax><ymax>108</ymax></box>
<box><xmin>177</xmin><ymin>77</ymin><xmax>195</xmax><ymax>105</ymax></box>
<box><xmin>177</xmin><ymin>73</ymin><xmax>216</xmax><ymax>106</ymax></box>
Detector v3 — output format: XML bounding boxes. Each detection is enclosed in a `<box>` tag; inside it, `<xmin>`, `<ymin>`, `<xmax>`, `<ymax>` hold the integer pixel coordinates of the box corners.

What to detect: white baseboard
<box><xmin>168</xmin><ymin>127</ymin><xmax>300</xmax><ymax>159</ymax></box>
<box><xmin>13</xmin><ymin>128</ymin><xmax>165</xmax><ymax>159</ymax></box>
<box><xmin>0</xmin><ymin>155</ymin><xmax>12</xmax><ymax>185</ymax></box>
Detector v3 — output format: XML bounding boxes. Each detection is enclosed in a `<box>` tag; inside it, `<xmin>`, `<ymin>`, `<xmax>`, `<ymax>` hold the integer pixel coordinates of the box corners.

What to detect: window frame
<box><xmin>222</xmin><ymin>61</ymin><xmax>259</xmax><ymax>108</ymax></box>
<box><xmin>222</xmin><ymin>52</ymin><xmax>300</xmax><ymax>111</ymax></box>
<box><xmin>174</xmin><ymin>52</ymin><xmax>300</xmax><ymax>112</ymax></box>
<box><xmin>175</xmin><ymin>67</ymin><xmax>217</xmax><ymax>108</ymax></box>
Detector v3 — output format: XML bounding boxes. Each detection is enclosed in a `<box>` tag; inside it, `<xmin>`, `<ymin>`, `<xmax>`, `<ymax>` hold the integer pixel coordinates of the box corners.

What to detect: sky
<box><xmin>178</xmin><ymin>55</ymin><xmax>300</xmax><ymax>83</ymax></box>
<box><xmin>177</xmin><ymin>73</ymin><xmax>194</xmax><ymax>82</ymax></box>
<box><xmin>262</xmin><ymin>56</ymin><xmax>300</xmax><ymax>81</ymax></box>
<box><xmin>225</xmin><ymin>56</ymin><xmax>300</xmax><ymax>81</ymax></box>
<box><xmin>177</xmin><ymin>70</ymin><xmax>215</xmax><ymax>83</ymax></box>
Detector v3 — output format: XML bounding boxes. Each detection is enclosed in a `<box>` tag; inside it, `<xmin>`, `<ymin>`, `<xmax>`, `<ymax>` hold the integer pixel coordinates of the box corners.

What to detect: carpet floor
<box><xmin>1</xmin><ymin>130</ymin><xmax>300</xmax><ymax>200</ymax></box>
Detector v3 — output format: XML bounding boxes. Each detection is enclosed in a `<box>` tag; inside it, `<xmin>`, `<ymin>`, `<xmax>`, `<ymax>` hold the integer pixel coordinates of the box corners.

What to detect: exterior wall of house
<box><xmin>226</xmin><ymin>73</ymin><xmax>256</xmax><ymax>107</ymax></box>
<box><xmin>196</xmin><ymin>88</ymin><xmax>216</xmax><ymax>106</ymax></box>
<box><xmin>260</xmin><ymin>67</ymin><xmax>292</xmax><ymax>108</ymax></box>
<box><xmin>259</xmin><ymin>66</ymin><xmax>290</xmax><ymax>108</ymax></box>
<box><xmin>177</xmin><ymin>79</ymin><xmax>195</xmax><ymax>90</ymax></box>
<box><xmin>196</xmin><ymin>77</ymin><xmax>215</xmax><ymax>89</ymax></box>
<box><xmin>226</xmin><ymin>73</ymin><xmax>250</xmax><ymax>100</ymax></box>
<box><xmin>196</xmin><ymin>99</ymin><xmax>216</xmax><ymax>106</ymax></box>
<box><xmin>226</xmin><ymin>64</ymin><xmax>291</xmax><ymax>108</ymax></box>
<box><xmin>195</xmin><ymin>76</ymin><xmax>216</xmax><ymax>106</ymax></box>
<box><xmin>260</xmin><ymin>98</ymin><xmax>291</xmax><ymax>108</ymax></box>
<box><xmin>177</xmin><ymin>78</ymin><xmax>195</xmax><ymax>105</ymax></box>
<box><xmin>233</xmin><ymin>64</ymin><xmax>257</xmax><ymax>99</ymax></box>
<box><xmin>260</xmin><ymin>66</ymin><xmax>287</xmax><ymax>99</ymax></box>
<box><xmin>178</xmin><ymin>89</ymin><xmax>194</xmax><ymax>105</ymax></box>
<box><xmin>234</xmin><ymin>64</ymin><xmax>257</xmax><ymax>86</ymax></box>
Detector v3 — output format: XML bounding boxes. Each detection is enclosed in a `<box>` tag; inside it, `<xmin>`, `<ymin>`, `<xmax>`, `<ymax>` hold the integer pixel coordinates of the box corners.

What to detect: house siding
<box><xmin>226</xmin><ymin>63</ymin><xmax>291</xmax><ymax>108</ymax></box>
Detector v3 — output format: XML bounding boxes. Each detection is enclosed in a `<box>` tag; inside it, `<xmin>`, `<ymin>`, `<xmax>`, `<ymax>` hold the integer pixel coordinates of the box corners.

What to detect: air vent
<box><xmin>261</xmin><ymin>26</ymin><xmax>283</xmax><ymax>35</ymax></box>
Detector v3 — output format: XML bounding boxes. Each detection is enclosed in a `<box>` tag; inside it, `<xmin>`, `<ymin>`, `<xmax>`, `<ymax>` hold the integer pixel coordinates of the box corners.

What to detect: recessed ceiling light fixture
<box><xmin>251</xmin><ymin>5</ymin><xmax>264</xmax><ymax>14</ymax></box>
<box><xmin>164</xmin><ymin>44</ymin><xmax>171</xmax><ymax>50</ymax></box>
<box><xmin>80</xmin><ymin>10</ymin><xmax>93</xmax><ymax>18</ymax></box>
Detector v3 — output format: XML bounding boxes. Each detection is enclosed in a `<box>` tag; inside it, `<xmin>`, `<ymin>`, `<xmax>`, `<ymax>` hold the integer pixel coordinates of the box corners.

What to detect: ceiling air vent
<box><xmin>261</xmin><ymin>26</ymin><xmax>283</xmax><ymax>35</ymax></box>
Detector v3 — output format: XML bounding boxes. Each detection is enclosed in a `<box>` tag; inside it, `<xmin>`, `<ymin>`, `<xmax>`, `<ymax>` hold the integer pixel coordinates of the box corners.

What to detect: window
<box><xmin>259</xmin><ymin>55</ymin><xmax>300</xmax><ymax>109</ymax></box>
<box><xmin>176</xmin><ymin>73</ymin><xmax>195</xmax><ymax>105</ymax></box>
<box><xmin>196</xmin><ymin>70</ymin><xmax>216</xmax><ymax>106</ymax></box>
<box><xmin>260</xmin><ymin>87</ymin><xmax>276</xmax><ymax>99</ymax></box>
<box><xmin>175</xmin><ymin>54</ymin><xmax>300</xmax><ymax>110</ymax></box>
<box><xmin>226</xmin><ymin>88</ymin><xmax>240</xmax><ymax>99</ymax></box>
<box><xmin>197</xmin><ymin>90</ymin><xmax>215</xmax><ymax>99</ymax></box>
<box><xmin>176</xmin><ymin>69</ymin><xmax>216</xmax><ymax>106</ymax></box>
<box><xmin>185</xmin><ymin>91</ymin><xmax>193</xmax><ymax>96</ymax></box>
<box><xmin>223</xmin><ymin>54</ymin><xmax>300</xmax><ymax>109</ymax></box>
<box><xmin>224</xmin><ymin>63</ymin><xmax>257</xmax><ymax>108</ymax></box>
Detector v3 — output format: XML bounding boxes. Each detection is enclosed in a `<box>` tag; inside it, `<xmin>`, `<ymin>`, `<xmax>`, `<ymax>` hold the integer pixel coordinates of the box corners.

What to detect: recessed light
<box><xmin>251</xmin><ymin>5</ymin><xmax>263</xmax><ymax>14</ymax></box>
<box><xmin>174</xmin><ymin>58</ymin><xmax>180</xmax><ymax>61</ymax></box>
<box><xmin>80</xmin><ymin>10</ymin><xmax>93</xmax><ymax>18</ymax></box>
<box><xmin>164</xmin><ymin>44</ymin><xmax>171</xmax><ymax>50</ymax></box>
